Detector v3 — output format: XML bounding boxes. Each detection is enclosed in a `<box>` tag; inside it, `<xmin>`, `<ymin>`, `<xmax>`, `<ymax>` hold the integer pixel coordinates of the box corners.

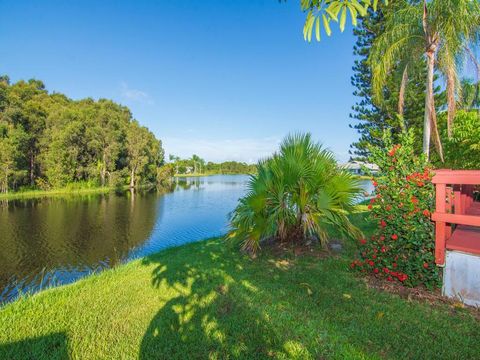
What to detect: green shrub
<box><xmin>229</xmin><ymin>133</ymin><xmax>363</xmax><ymax>254</ymax></box>
<box><xmin>156</xmin><ymin>164</ymin><xmax>175</xmax><ymax>185</ymax></box>
<box><xmin>353</xmin><ymin>130</ymin><xmax>441</xmax><ymax>289</ymax></box>
<box><xmin>444</xmin><ymin>110</ymin><xmax>480</xmax><ymax>169</ymax></box>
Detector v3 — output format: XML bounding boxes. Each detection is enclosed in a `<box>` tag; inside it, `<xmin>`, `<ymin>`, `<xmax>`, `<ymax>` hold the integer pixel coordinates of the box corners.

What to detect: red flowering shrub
<box><xmin>352</xmin><ymin>130</ymin><xmax>441</xmax><ymax>289</ymax></box>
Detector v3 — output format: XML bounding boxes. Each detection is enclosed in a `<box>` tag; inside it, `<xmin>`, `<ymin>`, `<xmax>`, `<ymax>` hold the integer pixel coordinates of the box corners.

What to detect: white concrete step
<box><xmin>443</xmin><ymin>250</ymin><xmax>480</xmax><ymax>307</ymax></box>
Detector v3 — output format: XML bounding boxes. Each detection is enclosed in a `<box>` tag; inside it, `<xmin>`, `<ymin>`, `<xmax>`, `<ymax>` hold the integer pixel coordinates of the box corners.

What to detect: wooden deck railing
<box><xmin>431</xmin><ymin>169</ymin><xmax>480</xmax><ymax>266</ymax></box>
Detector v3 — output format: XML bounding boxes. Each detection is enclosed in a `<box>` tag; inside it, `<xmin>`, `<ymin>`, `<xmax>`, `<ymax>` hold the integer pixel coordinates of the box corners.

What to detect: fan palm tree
<box><xmin>369</xmin><ymin>0</ymin><xmax>480</xmax><ymax>161</ymax></box>
<box><xmin>228</xmin><ymin>133</ymin><xmax>363</xmax><ymax>254</ymax></box>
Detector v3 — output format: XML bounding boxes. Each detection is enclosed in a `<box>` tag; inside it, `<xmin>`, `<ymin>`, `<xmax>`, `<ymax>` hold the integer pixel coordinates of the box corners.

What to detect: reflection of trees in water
<box><xmin>0</xmin><ymin>191</ymin><xmax>161</xmax><ymax>301</ymax></box>
<box><xmin>174</xmin><ymin>178</ymin><xmax>202</xmax><ymax>191</ymax></box>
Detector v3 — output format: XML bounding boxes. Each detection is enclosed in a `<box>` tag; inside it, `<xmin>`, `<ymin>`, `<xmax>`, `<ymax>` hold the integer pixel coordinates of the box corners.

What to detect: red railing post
<box><xmin>435</xmin><ymin>183</ymin><xmax>447</xmax><ymax>266</ymax></box>
<box><xmin>454</xmin><ymin>184</ymin><xmax>462</xmax><ymax>214</ymax></box>
<box><xmin>446</xmin><ymin>187</ymin><xmax>453</xmax><ymax>239</ymax></box>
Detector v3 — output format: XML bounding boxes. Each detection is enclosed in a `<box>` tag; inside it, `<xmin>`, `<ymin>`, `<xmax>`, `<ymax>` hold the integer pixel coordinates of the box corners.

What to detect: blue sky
<box><xmin>0</xmin><ymin>0</ymin><xmax>359</xmax><ymax>163</ymax></box>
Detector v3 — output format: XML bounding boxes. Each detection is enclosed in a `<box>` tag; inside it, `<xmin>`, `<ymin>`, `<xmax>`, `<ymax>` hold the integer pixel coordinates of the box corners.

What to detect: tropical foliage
<box><xmin>0</xmin><ymin>76</ymin><xmax>164</xmax><ymax>193</ymax></box>
<box><xmin>443</xmin><ymin>110</ymin><xmax>480</xmax><ymax>169</ymax></box>
<box><xmin>349</xmin><ymin>4</ymin><xmax>427</xmax><ymax>159</ymax></box>
<box><xmin>301</xmin><ymin>0</ymin><xmax>388</xmax><ymax>41</ymax></box>
<box><xmin>369</xmin><ymin>0</ymin><xmax>480</xmax><ymax>161</ymax></box>
<box><xmin>229</xmin><ymin>133</ymin><xmax>362</xmax><ymax>254</ymax></box>
<box><xmin>354</xmin><ymin>130</ymin><xmax>440</xmax><ymax>288</ymax></box>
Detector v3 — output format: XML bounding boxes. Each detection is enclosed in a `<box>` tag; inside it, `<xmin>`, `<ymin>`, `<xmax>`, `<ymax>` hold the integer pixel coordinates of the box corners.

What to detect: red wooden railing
<box><xmin>432</xmin><ymin>169</ymin><xmax>480</xmax><ymax>266</ymax></box>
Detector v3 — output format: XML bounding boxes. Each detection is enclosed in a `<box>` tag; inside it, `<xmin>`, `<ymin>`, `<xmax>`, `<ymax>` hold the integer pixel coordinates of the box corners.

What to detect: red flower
<box><xmin>386</xmin><ymin>205</ymin><xmax>392</xmax><ymax>211</ymax></box>
<box><xmin>380</xmin><ymin>236</ymin><xmax>385</xmax><ymax>241</ymax></box>
<box><xmin>423</xmin><ymin>209</ymin><xmax>430</xmax><ymax>217</ymax></box>
<box><xmin>368</xmin><ymin>204</ymin><xmax>373</xmax><ymax>210</ymax></box>
<box><xmin>380</xmin><ymin>220</ymin><xmax>387</xmax><ymax>228</ymax></box>
<box><xmin>411</xmin><ymin>196</ymin><xmax>419</xmax><ymax>204</ymax></box>
<box><xmin>360</xmin><ymin>239</ymin><xmax>367</xmax><ymax>245</ymax></box>
<box><xmin>383</xmin><ymin>267</ymin><xmax>389</xmax><ymax>274</ymax></box>
<box><xmin>388</xmin><ymin>146</ymin><xmax>400</xmax><ymax>157</ymax></box>
<box><xmin>387</xmin><ymin>276</ymin><xmax>393</xmax><ymax>282</ymax></box>
<box><xmin>372</xmin><ymin>255</ymin><xmax>377</xmax><ymax>259</ymax></box>
<box><xmin>391</xmin><ymin>234</ymin><xmax>398</xmax><ymax>240</ymax></box>
<box><xmin>370</xmin><ymin>198</ymin><xmax>375</xmax><ymax>204</ymax></box>
<box><xmin>373</xmin><ymin>268</ymin><xmax>379</xmax><ymax>274</ymax></box>
<box><xmin>372</xmin><ymin>181</ymin><xmax>378</xmax><ymax>187</ymax></box>
<box><xmin>423</xmin><ymin>262</ymin><xmax>429</xmax><ymax>269</ymax></box>
<box><xmin>398</xmin><ymin>273</ymin><xmax>408</xmax><ymax>282</ymax></box>
<box><xmin>392</xmin><ymin>262</ymin><xmax>397</xmax><ymax>268</ymax></box>
<box><xmin>381</xmin><ymin>246</ymin><xmax>387</xmax><ymax>253</ymax></box>
<box><xmin>368</xmin><ymin>260</ymin><xmax>374</xmax><ymax>266</ymax></box>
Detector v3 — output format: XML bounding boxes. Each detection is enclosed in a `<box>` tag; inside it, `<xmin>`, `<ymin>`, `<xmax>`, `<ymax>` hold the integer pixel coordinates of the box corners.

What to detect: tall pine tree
<box><xmin>349</xmin><ymin>6</ymin><xmax>426</xmax><ymax>160</ymax></box>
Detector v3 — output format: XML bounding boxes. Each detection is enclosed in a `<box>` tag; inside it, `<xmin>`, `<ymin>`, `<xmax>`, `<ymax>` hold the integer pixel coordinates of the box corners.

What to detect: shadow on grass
<box><xmin>139</xmin><ymin>238</ymin><xmax>480</xmax><ymax>359</ymax></box>
<box><xmin>138</xmin><ymin>239</ymin><xmax>379</xmax><ymax>359</ymax></box>
<box><xmin>139</xmin><ymin>241</ymin><xmax>285</xmax><ymax>359</ymax></box>
<box><xmin>0</xmin><ymin>332</ymin><xmax>68</xmax><ymax>360</ymax></box>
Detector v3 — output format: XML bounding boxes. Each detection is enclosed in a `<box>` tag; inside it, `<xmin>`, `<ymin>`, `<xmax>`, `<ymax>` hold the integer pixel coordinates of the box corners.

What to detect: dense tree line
<box><xmin>0</xmin><ymin>76</ymin><xmax>164</xmax><ymax>193</ymax></box>
<box><xmin>168</xmin><ymin>154</ymin><xmax>256</xmax><ymax>175</ymax></box>
<box><xmin>204</xmin><ymin>161</ymin><xmax>256</xmax><ymax>174</ymax></box>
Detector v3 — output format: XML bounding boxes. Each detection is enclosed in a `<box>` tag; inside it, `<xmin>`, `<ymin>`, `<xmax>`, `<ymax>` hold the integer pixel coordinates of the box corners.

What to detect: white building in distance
<box><xmin>342</xmin><ymin>161</ymin><xmax>379</xmax><ymax>176</ymax></box>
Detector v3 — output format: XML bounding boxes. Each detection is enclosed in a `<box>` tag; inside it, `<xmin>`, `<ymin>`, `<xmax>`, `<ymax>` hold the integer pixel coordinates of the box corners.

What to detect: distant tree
<box><xmin>191</xmin><ymin>154</ymin><xmax>200</xmax><ymax>174</ymax></box>
<box><xmin>126</xmin><ymin>121</ymin><xmax>151</xmax><ymax>189</ymax></box>
<box><xmin>156</xmin><ymin>163</ymin><xmax>175</xmax><ymax>186</ymax></box>
<box><xmin>169</xmin><ymin>154</ymin><xmax>181</xmax><ymax>175</ymax></box>
<box><xmin>0</xmin><ymin>123</ymin><xmax>27</xmax><ymax>193</ymax></box>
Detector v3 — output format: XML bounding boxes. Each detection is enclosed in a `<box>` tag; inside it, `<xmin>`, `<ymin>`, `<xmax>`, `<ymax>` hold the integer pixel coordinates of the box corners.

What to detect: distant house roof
<box><xmin>342</xmin><ymin>161</ymin><xmax>379</xmax><ymax>171</ymax></box>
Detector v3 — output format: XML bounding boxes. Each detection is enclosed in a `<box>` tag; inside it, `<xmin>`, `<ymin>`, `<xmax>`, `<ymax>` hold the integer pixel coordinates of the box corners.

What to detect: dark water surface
<box><xmin>0</xmin><ymin>175</ymin><xmax>373</xmax><ymax>302</ymax></box>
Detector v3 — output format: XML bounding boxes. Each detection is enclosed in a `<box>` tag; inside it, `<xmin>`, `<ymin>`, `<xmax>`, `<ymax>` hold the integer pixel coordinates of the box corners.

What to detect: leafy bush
<box><xmin>444</xmin><ymin>110</ymin><xmax>480</xmax><ymax>169</ymax></box>
<box><xmin>229</xmin><ymin>133</ymin><xmax>363</xmax><ymax>254</ymax></box>
<box><xmin>156</xmin><ymin>164</ymin><xmax>175</xmax><ymax>185</ymax></box>
<box><xmin>353</xmin><ymin>130</ymin><xmax>441</xmax><ymax>289</ymax></box>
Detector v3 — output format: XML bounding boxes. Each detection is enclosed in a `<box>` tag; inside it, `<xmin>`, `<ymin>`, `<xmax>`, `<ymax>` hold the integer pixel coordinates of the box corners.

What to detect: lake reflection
<box><xmin>0</xmin><ymin>175</ymin><xmax>249</xmax><ymax>302</ymax></box>
<box><xmin>0</xmin><ymin>175</ymin><xmax>373</xmax><ymax>302</ymax></box>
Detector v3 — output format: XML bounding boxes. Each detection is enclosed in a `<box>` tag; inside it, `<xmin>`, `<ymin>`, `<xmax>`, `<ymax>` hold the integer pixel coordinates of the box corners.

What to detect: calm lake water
<box><xmin>0</xmin><ymin>175</ymin><xmax>373</xmax><ymax>303</ymax></box>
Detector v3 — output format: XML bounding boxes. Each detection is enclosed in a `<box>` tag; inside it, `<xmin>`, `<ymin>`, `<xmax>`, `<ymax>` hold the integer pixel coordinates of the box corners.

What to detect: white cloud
<box><xmin>162</xmin><ymin>136</ymin><xmax>282</xmax><ymax>164</ymax></box>
<box><xmin>120</xmin><ymin>82</ymin><xmax>153</xmax><ymax>104</ymax></box>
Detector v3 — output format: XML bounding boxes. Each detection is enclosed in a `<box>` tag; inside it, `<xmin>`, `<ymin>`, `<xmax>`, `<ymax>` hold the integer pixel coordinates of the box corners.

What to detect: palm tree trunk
<box><xmin>398</xmin><ymin>65</ymin><xmax>408</xmax><ymax>116</ymax></box>
<box><xmin>430</xmin><ymin>99</ymin><xmax>444</xmax><ymax>162</ymax></box>
<box><xmin>425</xmin><ymin>51</ymin><xmax>444</xmax><ymax>162</ymax></box>
<box><xmin>446</xmin><ymin>66</ymin><xmax>456</xmax><ymax>138</ymax></box>
<box><xmin>423</xmin><ymin>54</ymin><xmax>433</xmax><ymax>159</ymax></box>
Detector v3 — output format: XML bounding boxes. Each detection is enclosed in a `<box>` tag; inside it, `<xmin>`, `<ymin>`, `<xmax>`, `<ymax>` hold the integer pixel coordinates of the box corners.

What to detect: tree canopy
<box><xmin>0</xmin><ymin>76</ymin><xmax>164</xmax><ymax>193</ymax></box>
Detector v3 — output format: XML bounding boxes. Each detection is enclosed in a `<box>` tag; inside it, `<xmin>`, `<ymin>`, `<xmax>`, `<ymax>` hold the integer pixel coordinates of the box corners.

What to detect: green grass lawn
<box><xmin>1</xmin><ymin>212</ymin><xmax>479</xmax><ymax>359</ymax></box>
